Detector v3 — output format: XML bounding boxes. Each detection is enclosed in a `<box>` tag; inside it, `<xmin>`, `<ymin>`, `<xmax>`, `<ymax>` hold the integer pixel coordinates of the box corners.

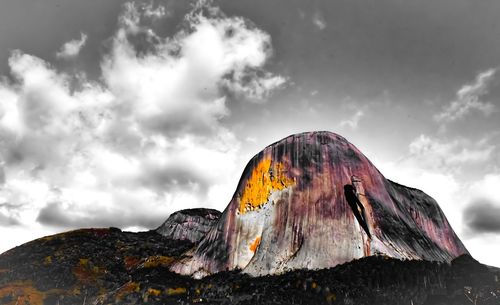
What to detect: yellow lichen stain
<box><xmin>0</xmin><ymin>281</ymin><xmax>64</xmax><ymax>305</ymax></box>
<box><xmin>239</xmin><ymin>158</ymin><xmax>294</xmax><ymax>214</ymax></box>
<box><xmin>326</xmin><ymin>293</ymin><xmax>337</xmax><ymax>303</ymax></box>
<box><xmin>166</xmin><ymin>287</ymin><xmax>187</xmax><ymax>296</ymax></box>
<box><xmin>73</xmin><ymin>258</ymin><xmax>103</xmax><ymax>282</ymax></box>
<box><xmin>249</xmin><ymin>236</ymin><xmax>261</xmax><ymax>253</ymax></box>
<box><xmin>0</xmin><ymin>281</ymin><xmax>46</xmax><ymax>305</ymax></box>
<box><xmin>143</xmin><ymin>256</ymin><xmax>174</xmax><ymax>268</ymax></box>
<box><xmin>115</xmin><ymin>282</ymin><xmax>140</xmax><ymax>301</ymax></box>
<box><xmin>0</xmin><ymin>277</ymin><xmax>107</xmax><ymax>304</ymax></box>
<box><xmin>147</xmin><ymin>288</ymin><xmax>161</xmax><ymax>297</ymax></box>
<box><xmin>143</xmin><ymin>287</ymin><xmax>162</xmax><ymax>302</ymax></box>
<box><xmin>43</xmin><ymin>256</ymin><xmax>52</xmax><ymax>266</ymax></box>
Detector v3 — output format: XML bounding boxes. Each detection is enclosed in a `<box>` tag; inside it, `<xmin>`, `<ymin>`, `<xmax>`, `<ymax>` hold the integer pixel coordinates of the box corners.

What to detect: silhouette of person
<box><xmin>344</xmin><ymin>184</ymin><xmax>371</xmax><ymax>239</ymax></box>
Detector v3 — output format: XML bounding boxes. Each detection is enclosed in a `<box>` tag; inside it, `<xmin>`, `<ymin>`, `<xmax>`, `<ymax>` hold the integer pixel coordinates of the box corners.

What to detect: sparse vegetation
<box><xmin>0</xmin><ymin>228</ymin><xmax>498</xmax><ymax>305</ymax></box>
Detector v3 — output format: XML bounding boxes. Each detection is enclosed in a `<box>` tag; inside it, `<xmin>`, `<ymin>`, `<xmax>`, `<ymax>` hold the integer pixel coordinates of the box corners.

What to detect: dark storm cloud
<box><xmin>463</xmin><ymin>199</ymin><xmax>500</xmax><ymax>234</ymax></box>
<box><xmin>36</xmin><ymin>202</ymin><xmax>166</xmax><ymax>229</ymax></box>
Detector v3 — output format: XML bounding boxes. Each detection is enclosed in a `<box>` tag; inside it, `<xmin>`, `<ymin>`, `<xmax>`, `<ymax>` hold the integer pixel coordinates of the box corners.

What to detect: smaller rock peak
<box><xmin>156</xmin><ymin>208</ymin><xmax>221</xmax><ymax>244</ymax></box>
<box><xmin>169</xmin><ymin>208</ymin><xmax>221</xmax><ymax>219</ymax></box>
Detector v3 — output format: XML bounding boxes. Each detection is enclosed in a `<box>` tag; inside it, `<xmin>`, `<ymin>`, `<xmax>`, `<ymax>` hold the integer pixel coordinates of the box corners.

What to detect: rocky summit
<box><xmin>173</xmin><ymin>131</ymin><xmax>468</xmax><ymax>277</ymax></box>
<box><xmin>0</xmin><ymin>131</ymin><xmax>499</xmax><ymax>305</ymax></box>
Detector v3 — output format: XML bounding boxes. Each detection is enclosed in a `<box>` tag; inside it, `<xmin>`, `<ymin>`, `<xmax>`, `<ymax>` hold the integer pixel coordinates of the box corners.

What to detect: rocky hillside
<box><xmin>0</xmin><ymin>227</ymin><xmax>192</xmax><ymax>305</ymax></box>
<box><xmin>0</xmin><ymin>227</ymin><xmax>498</xmax><ymax>305</ymax></box>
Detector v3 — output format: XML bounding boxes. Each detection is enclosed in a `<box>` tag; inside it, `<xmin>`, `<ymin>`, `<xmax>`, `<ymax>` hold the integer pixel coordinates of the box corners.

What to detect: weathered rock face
<box><xmin>156</xmin><ymin>208</ymin><xmax>221</xmax><ymax>244</ymax></box>
<box><xmin>172</xmin><ymin>131</ymin><xmax>468</xmax><ymax>277</ymax></box>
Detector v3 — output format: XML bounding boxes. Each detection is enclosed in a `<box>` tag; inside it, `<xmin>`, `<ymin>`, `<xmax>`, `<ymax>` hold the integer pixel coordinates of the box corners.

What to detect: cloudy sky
<box><xmin>0</xmin><ymin>0</ymin><xmax>499</xmax><ymax>266</ymax></box>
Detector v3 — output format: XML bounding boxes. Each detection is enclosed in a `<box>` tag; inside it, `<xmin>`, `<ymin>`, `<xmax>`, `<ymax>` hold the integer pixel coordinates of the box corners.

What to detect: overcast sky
<box><xmin>0</xmin><ymin>0</ymin><xmax>499</xmax><ymax>267</ymax></box>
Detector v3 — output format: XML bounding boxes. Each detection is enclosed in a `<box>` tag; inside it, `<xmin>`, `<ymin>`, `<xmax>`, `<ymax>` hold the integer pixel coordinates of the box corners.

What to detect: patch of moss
<box><xmin>115</xmin><ymin>282</ymin><xmax>140</xmax><ymax>301</ymax></box>
<box><xmin>166</xmin><ymin>287</ymin><xmax>187</xmax><ymax>296</ymax></box>
<box><xmin>143</xmin><ymin>256</ymin><xmax>174</xmax><ymax>268</ymax></box>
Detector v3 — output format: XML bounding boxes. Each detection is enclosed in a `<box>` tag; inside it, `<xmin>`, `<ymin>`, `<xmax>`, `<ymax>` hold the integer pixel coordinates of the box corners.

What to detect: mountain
<box><xmin>155</xmin><ymin>208</ymin><xmax>221</xmax><ymax>244</ymax></box>
<box><xmin>172</xmin><ymin>131</ymin><xmax>468</xmax><ymax>277</ymax></box>
<box><xmin>1</xmin><ymin>131</ymin><xmax>497</xmax><ymax>305</ymax></box>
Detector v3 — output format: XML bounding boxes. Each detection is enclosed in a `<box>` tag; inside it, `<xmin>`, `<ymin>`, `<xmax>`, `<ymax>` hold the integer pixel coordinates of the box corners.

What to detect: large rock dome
<box><xmin>172</xmin><ymin>131</ymin><xmax>468</xmax><ymax>277</ymax></box>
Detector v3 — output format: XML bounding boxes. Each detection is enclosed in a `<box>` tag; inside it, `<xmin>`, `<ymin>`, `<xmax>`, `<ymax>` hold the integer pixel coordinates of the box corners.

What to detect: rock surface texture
<box><xmin>155</xmin><ymin>208</ymin><xmax>221</xmax><ymax>244</ymax></box>
<box><xmin>172</xmin><ymin>131</ymin><xmax>469</xmax><ymax>277</ymax></box>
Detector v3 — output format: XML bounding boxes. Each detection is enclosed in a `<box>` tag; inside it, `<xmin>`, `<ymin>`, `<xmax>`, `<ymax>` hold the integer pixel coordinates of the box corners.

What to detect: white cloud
<box><xmin>56</xmin><ymin>33</ymin><xmax>88</xmax><ymax>59</ymax></box>
<box><xmin>435</xmin><ymin>68</ymin><xmax>496</xmax><ymax>123</ymax></box>
<box><xmin>0</xmin><ymin>1</ymin><xmax>285</xmax><ymax>253</ymax></box>
<box><xmin>312</xmin><ymin>12</ymin><xmax>327</xmax><ymax>30</ymax></box>
<box><xmin>141</xmin><ymin>2</ymin><xmax>166</xmax><ymax>19</ymax></box>
<box><xmin>407</xmin><ymin>134</ymin><xmax>495</xmax><ymax>172</ymax></box>
<box><xmin>465</xmin><ymin>234</ymin><xmax>500</xmax><ymax>267</ymax></box>
<box><xmin>468</xmin><ymin>174</ymin><xmax>500</xmax><ymax>203</ymax></box>
<box><xmin>340</xmin><ymin>110</ymin><xmax>364</xmax><ymax>129</ymax></box>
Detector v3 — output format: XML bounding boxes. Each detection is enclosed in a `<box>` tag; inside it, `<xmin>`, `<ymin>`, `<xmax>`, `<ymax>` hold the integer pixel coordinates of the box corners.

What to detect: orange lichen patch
<box><xmin>143</xmin><ymin>255</ymin><xmax>175</xmax><ymax>268</ymax></box>
<box><xmin>73</xmin><ymin>258</ymin><xmax>103</xmax><ymax>282</ymax></box>
<box><xmin>124</xmin><ymin>256</ymin><xmax>141</xmax><ymax>270</ymax></box>
<box><xmin>0</xmin><ymin>281</ymin><xmax>46</xmax><ymax>305</ymax></box>
<box><xmin>239</xmin><ymin>158</ymin><xmax>294</xmax><ymax>214</ymax></box>
<box><xmin>166</xmin><ymin>287</ymin><xmax>187</xmax><ymax>296</ymax></box>
<box><xmin>115</xmin><ymin>282</ymin><xmax>140</xmax><ymax>301</ymax></box>
<box><xmin>249</xmin><ymin>236</ymin><xmax>261</xmax><ymax>253</ymax></box>
<box><xmin>147</xmin><ymin>288</ymin><xmax>161</xmax><ymax>296</ymax></box>
<box><xmin>143</xmin><ymin>287</ymin><xmax>162</xmax><ymax>302</ymax></box>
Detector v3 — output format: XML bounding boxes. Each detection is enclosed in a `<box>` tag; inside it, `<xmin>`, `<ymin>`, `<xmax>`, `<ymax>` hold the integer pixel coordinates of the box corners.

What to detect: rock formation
<box><xmin>156</xmin><ymin>208</ymin><xmax>221</xmax><ymax>244</ymax></box>
<box><xmin>172</xmin><ymin>131</ymin><xmax>468</xmax><ymax>277</ymax></box>
<box><xmin>0</xmin><ymin>131</ymin><xmax>492</xmax><ymax>305</ymax></box>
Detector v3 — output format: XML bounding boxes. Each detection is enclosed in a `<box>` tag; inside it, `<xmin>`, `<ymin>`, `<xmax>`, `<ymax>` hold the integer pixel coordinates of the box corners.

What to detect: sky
<box><xmin>0</xmin><ymin>0</ymin><xmax>499</xmax><ymax>266</ymax></box>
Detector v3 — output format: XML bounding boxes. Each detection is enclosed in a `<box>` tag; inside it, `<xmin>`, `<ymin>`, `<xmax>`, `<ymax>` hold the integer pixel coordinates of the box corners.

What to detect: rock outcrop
<box><xmin>172</xmin><ymin>131</ymin><xmax>468</xmax><ymax>277</ymax></box>
<box><xmin>155</xmin><ymin>208</ymin><xmax>221</xmax><ymax>244</ymax></box>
